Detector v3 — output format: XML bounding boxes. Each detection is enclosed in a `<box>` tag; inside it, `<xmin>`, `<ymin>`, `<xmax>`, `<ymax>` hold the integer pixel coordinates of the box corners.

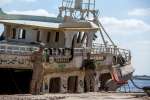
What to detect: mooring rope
<box><xmin>130</xmin><ymin>79</ymin><xmax>143</xmax><ymax>89</ymax></box>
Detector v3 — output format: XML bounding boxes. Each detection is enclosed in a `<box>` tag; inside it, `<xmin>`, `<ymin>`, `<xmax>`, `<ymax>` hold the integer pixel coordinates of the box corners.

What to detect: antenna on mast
<box><xmin>58</xmin><ymin>0</ymin><xmax>97</xmax><ymax>20</ymax></box>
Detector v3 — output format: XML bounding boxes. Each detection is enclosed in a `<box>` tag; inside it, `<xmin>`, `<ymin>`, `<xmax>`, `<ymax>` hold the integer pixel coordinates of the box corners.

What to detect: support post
<box><xmin>30</xmin><ymin>49</ymin><xmax>44</xmax><ymax>94</ymax></box>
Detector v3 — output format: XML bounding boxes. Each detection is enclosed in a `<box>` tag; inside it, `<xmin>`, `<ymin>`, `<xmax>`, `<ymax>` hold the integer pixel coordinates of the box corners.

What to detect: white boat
<box><xmin>0</xmin><ymin>0</ymin><xmax>134</xmax><ymax>94</ymax></box>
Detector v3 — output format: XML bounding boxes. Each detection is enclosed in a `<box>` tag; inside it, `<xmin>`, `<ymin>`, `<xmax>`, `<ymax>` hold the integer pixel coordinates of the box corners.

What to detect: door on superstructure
<box><xmin>67</xmin><ymin>76</ymin><xmax>78</xmax><ymax>93</ymax></box>
<box><xmin>49</xmin><ymin>77</ymin><xmax>61</xmax><ymax>93</ymax></box>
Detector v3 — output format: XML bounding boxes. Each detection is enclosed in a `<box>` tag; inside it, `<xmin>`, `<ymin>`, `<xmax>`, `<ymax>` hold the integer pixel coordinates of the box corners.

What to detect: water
<box><xmin>117</xmin><ymin>79</ymin><xmax>150</xmax><ymax>92</ymax></box>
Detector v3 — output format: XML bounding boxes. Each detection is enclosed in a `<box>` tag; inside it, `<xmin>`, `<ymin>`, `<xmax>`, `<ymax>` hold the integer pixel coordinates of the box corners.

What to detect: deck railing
<box><xmin>92</xmin><ymin>43</ymin><xmax>131</xmax><ymax>62</ymax></box>
<box><xmin>74</xmin><ymin>43</ymin><xmax>131</xmax><ymax>62</ymax></box>
<box><xmin>0</xmin><ymin>43</ymin><xmax>131</xmax><ymax>63</ymax></box>
<box><xmin>92</xmin><ymin>43</ymin><xmax>118</xmax><ymax>55</ymax></box>
<box><xmin>0</xmin><ymin>43</ymin><xmax>39</xmax><ymax>55</ymax></box>
<box><xmin>94</xmin><ymin>43</ymin><xmax>131</xmax><ymax>63</ymax></box>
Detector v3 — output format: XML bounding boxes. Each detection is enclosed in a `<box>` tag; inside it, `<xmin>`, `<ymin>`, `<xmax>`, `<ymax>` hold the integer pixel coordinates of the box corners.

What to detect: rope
<box><xmin>118</xmin><ymin>79</ymin><xmax>145</xmax><ymax>93</ymax></box>
<box><xmin>99</xmin><ymin>27</ymin><xmax>107</xmax><ymax>47</ymax></box>
<box><xmin>130</xmin><ymin>79</ymin><xmax>143</xmax><ymax>89</ymax></box>
<box><xmin>118</xmin><ymin>83</ymin><xmax>131</xmax><ymax>93</ymax></box>
<box><xmin>98</xmin><ymin>20</ymin><xmax>116</xmax><ymax>47</ymax></box>
<box><xmin>97</xmin><ymin>19</ymin><xmax>129</xmax><ymax>66</ymax></box>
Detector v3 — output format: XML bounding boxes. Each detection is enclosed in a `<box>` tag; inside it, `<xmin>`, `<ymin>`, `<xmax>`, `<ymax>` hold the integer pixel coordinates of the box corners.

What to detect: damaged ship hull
<box><xmin>0</xmin><ymin>0</ymin><xmax>134</xmax><ymax>94</ymax></box>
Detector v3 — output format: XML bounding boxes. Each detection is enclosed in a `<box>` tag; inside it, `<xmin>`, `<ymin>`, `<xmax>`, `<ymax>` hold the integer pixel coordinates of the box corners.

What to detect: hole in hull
<box><xmin>49</xmin><ymin>77</ymin><xmax>61</xmax><ymax>93</ymax></box>
<box><xmin>0</xmin><ymin>68</ymin><xmax>33</xmax><ymax>94</ymax></box>
<box><xmin>68</xmin><ymin>76</ymin><xmax>78</xmax><ymax>93</ymax></box>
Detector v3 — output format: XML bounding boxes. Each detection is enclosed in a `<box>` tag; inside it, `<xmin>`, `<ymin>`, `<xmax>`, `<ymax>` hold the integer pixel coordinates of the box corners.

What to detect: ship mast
<box><xmin>58</xmin><ymin>0</ymin><xmax>97</xmax><ymax>20</ymax></box>
<box><xmin>58</xmin><ymin>0</ymin><xmax>116</xmax><ymax>48</ymax></box>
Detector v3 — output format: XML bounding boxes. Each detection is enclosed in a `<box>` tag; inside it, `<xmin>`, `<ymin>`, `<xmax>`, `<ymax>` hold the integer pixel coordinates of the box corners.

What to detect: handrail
<box><xmin>91</xmin><ymin>43</ymin><xmax>131</xmax><ymax>62</ymax></box>
<box><xmin>0</xmin><ymin>43</ymin><xmax>131</xmax><ymax>63</ymax></box>
<box><xmin>0</xmin><ymin>43</ymin><xmax>39</xmax><ymax>55</ymax></box>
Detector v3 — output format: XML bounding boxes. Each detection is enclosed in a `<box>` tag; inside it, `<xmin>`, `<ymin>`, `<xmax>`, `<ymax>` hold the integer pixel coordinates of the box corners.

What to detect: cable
<box><xmin>95</xmin><ymin>18</ymin><xmax>129</xmax><ymax>65</ymax></box>
<box><xmin>99</xmin><ymin>27</ymin><xmax>107</xmax><ymax>47</ymax></box>
<box><xmin>130</xmin><ymin>79</ymin><xmax>143</xmax><ymax>89</ymax></box>
<box><xmin>98</xmin><ymin>20</ymin><xmax>116</xmax><ymax>47</ymax></box>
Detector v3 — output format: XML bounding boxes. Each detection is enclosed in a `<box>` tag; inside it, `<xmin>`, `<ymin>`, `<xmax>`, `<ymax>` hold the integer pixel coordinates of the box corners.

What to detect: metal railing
<box><xmin>0</xmin><ymin>43</ymin><xmax>131</xmax><ymax>63</ymax></box>
<box><xmin>92</xmin><ymin>43</ymin><xmax>118</xmax><ymax>55</ymax></box>
<box><xmin>92</xmin><ymin>43</ymin><xmax>131</xmax><ymax>62</ymax></box>
<box><xmin>0</xmin><ymin>43</ymin><xmax>39</xmax><ymax>55</ymax></box>
<box><xmin>74</xmin><ymin>43</ymin><xmax>131</xmax><ymax>62</ymax></box>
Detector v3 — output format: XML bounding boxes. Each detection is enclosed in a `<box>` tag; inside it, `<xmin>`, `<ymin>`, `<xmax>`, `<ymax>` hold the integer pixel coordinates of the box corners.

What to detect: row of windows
<box><xmin>12</xmin><ymin>28</ymin><xmax>26</xmax><ymax>39</ymax></box>
<box><xmin>37</xmin><ymin>31</ymin><xmax>59</xmax><ymax>43</ymax></box>
<box><xmin>12</xmin><ymin>28</ymin><xmax>60</xmax><ymax>43</ymax></box>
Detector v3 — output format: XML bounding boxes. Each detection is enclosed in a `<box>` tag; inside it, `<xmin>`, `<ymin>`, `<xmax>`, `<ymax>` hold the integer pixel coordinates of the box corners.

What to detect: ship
<box><xmin>0</xmin><ymin>0</ymin><xmax>134</xmax><ymax>94</ymax></box>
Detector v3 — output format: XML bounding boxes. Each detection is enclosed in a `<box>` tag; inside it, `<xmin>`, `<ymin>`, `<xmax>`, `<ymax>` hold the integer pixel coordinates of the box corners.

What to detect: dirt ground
<box><xmin>0</xmin><ymin>92</ymin><xmax>149</xmax><ymax>100</ymax></box>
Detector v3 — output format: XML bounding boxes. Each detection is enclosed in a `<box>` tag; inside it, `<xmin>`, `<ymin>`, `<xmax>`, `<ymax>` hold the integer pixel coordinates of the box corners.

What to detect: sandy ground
<box><xmin>0</xmin><ymin>92</ymin><xmax>149</xmax><ymax>100</ymax></box>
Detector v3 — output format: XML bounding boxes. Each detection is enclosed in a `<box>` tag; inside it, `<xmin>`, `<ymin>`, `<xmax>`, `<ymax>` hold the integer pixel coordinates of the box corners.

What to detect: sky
<box><xmin>0</xmin><ymin>0</ymin><xmax>150</xmax><ymax>75</ymax></box>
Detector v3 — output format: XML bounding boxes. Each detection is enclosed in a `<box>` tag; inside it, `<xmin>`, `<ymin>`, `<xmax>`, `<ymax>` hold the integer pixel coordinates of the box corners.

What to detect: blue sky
<box><xmin>0</xmin><ymin>0</ymin><xmax>150</xmax><ymax>75</ymax></box>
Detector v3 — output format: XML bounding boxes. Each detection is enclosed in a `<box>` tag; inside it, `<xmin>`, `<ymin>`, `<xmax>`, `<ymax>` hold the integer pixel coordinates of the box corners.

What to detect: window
<box><xmin>37</xmin><ymin>31</ymin><xmax>40</xmax><ymax>42</ymax></box>
<box><xmin>55</xmin><ymin>32</ymin><xmax>59</xmax><ymax>42</ymax></box>
<box><xmin>18</xmin><ymin>29</ymin><xmax>26</xmax><ymax>39</ymax></box>
<box><xmin>77</xmin><ymin>32</ymin><xmax>81</xmax><ymax>43</ymax></box>
<box><xmin>12</xmin><ymin>28</ymin><xmax>16</xmax><ymax>39</ymax></box>
<box><xmin>22</xmin><ymin>29</ymin><xmax>26</xmax><ymax>39</ymax></box>
<box><xmin>47</xmin><ymin>32</ymin><xmax>51</xmax><ymax>43</ymax></box>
